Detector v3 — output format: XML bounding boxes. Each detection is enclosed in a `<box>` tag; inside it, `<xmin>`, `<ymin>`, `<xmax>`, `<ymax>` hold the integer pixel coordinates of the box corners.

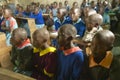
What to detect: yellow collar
<box><xmin>89</xmin><ymin>51</ymin><xmax>113</xmax><ymax>69</ymax></box>
<box><xmin>33</xmin><ymin>47</ymin><xmax>56</xmax><ymax>56</ymax></box>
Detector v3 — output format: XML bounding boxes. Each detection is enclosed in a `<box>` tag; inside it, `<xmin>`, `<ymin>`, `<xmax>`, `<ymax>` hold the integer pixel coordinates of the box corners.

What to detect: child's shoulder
<box><xmin>76</xmin><ymin>18</ymin><xmax>85</xmax><ymax>25</ymax></box>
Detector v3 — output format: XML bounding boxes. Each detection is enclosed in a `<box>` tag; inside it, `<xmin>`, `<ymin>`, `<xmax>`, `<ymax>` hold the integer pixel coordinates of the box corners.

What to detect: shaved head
<box><xmin>32</xmin><ymin>27</ymin><xmax>50</xmax><ymax>48</ymax></box>
<box><xmin>94</xmin><ymin>30</ymin><xmax>115</xmax><ymax>50</ymax></box>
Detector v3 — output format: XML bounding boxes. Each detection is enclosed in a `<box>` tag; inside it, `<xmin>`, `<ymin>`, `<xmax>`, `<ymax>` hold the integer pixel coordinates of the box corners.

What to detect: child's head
<box><xmin>90</xmin><ymin>1</ymin><xmax>96</xmax><ymax>8</ymax></box>
<box><xmin>53</xmin><ymin>2</ymin><xmax>58</xmax><ymax>8</ymax></box>
<box><xmin>72</xmin><ymin>2</ymin><xmax>78</xmax><ymax>8</ymax></box>
<box><xmin>3</xmin><ymin>8</ymin><xmax>12</xmax><ymax>18</ymax></box>
<box><xmin>32</xmin><ymin>28</ymin><xmax>50</xmax><ymax>48</ymax></box>
<box><xmin>46</xmin><ymin>4</ymin><xmax>50</xmax><ymax>10</ymax></box>
<box><xmin>57</xmin><ymin>7</ymin><xmax>67</xmax><ymax>19</ymax></box>
<box><xmin>87</xmin><ymin>9</ymin><xmax>96</xmax><ymax>17</ymax></box>
<box><xmin>64</xmin><ymin>0</ymin><xmax>68</xmax><ymax>6</ymax></box>
<box><xmin>59</xmin><ymin>2</ymin><xmax>63</xmax><ymax>8</ymax></box>
<box><xmin>18</xmin><ymin>6</ymin><xmax>24</xmax><ymax>13</ymax></box>
<box><xmin>34</xmin><ymin>7</ymin><xmax>39</xmax><ymax>14</ymax></box>
<box><xmin>40</xmin><ymin>4</ymin><xmax>44</xmax><ymax>9</ymax></box>
<box><xmin>87</xmin><ymin>13</ymin><xmax>103</xmax><ymax>30</ymax></box>
<box><xmin>70</xmin><ymin>7</ymin><xmax>81</xmax><ymax>22</ymax></box>
<box><xmin>57</xmin><ymin>24</ymin><xmax>77</xmax><ymax>49</ymax></box>
<box><xmin>45</xmin><ymin>18</ymin><xmax>54</xmax><ymax>32</ymax></box>
<box><xmin>10</xmin><ymin>28</ymin><xmax>28</xmax><ymax>46</ymax></box>
<box><xmin>91</xmin><ymin>30</ymin><xmax>115</xmax><ymax>58</ymax></box>
<box><xmin>83</xmin><ymin>6</ymin><xmax>90</xmax><ymax>17</ymax></box>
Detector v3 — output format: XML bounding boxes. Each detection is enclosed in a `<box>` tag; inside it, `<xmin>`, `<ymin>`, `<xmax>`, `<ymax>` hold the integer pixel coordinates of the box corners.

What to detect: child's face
<box><xmin>3</xmin><ymin>9</ymin><xmax>10</xmax><ymax>18</ymax></box>
<box><xmin>57</xmin><ymin>29</ymin><xmax>68</xmax><ymax>48</ymax></box>
<box><xmin>91</xmin><ymin>37</ymin><xmax>107</xmax><ymax>58</ymax></box>
<box><xmin>57</xmin><ymin>9</ymin><xmax>64</xmax><ymax>19</ymax></box>
<box><xmin>83</xmin><ymin>7</ymin><xmax>89</xmax><ymax>17</ymax></box>
<box><xmin>32</xmin><ymin>34</ymin><xmax>44</xmax><ymax>48</ymax></box>
<box><xmin>18</xmin><ymin>7</ymin><xmax>23</xmax><ymax>13</ymax></box>
<box><xmin>10</xmin><ymin>33</ymin><xmax>21</xmax><ymax>46</ymax></box>
<box><xmin>59</xmin><ymin>3</ymin><xmax>62</xmax><ymax>8</ymax></box>
<box><xmin>71</xmin><ymin>9</ymin><xmax>80</xmax><ymax>22</ymax></box>
<box><xmin>53</xmin><ymin>3</ymin><xmax>57</xmax><ymax>8</ymax></box>
<box><xmin>34</xmin><ymin>8</ymin><xmax>39</xmax><ymax>14</ymax></box>
<box><xmin>73</xmin><ymin>2</ymin><xmax>78</xmax><ymax>8</ymax></box>
<box><xmin>86</xmin><ymin>18</ymin><xmax>94</xmax><ymax>31</ymax></box>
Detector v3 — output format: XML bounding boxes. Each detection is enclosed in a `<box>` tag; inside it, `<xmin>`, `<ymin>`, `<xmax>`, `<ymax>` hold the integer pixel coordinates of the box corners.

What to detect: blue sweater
<box><xmin>29</xmin><ymin>12</ymin><xmax>44</xmax><ymax>25</ymax></box>
<box><xmin>55</xmin><ymin>16</ymin><xmax>72</xmax><ymax>31</ymax></box>
<box><xmin>73</xmin><ymin>18</ymin><xmax>86</xmax><ymax>37</ymax></box>
<box><xmin>57</xmin><ymin>47</ymin><xmax>84</xmax><ymax>80</ymax></box>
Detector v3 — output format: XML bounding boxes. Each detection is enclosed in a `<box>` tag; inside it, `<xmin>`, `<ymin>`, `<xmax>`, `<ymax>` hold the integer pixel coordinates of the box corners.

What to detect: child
<box><xmin>55</xmin><ymin>7</ymin><xmax>72</xmax><ymax>31</ymax></box>
<box><xmin>85</xmin><ymin>30</ymin><xmax>120</xmax><ymax>80</ymax></box>
<box><xmin>64</xmin><ymin>0</ymin><xmax>70</xmax><ymax>11</ymax></box>
<box><xmin>70</xmin><ymin>7</ymin><xmax>86</xmax><ymax>37</ymax></box>
<box><xmin>32</xmin><ymin>27</ymin><xmax>57</xmax><ymax>80</ymax></box>
<box><xmin>51</xmin><ymin>2</ymin><xmax>58</xmax><ymax>21</ymax></box>
<box><xmin>82</xmin><ymin>13</ymin><xmax>103</xmax><ymax>43</ymax></box>
<box><xmin>1</xmin><ymin>8</ymin><xmax>18</xmax><ymax>46</ymax></box>
<box><xmin>90</xmin><ymin>1</ymin><xmax>97</xmax><ymax>11</ymax></box>
<box><xmin>29</xmin><ymin>7</ymin><xmax>45</xmax><ymax>28</ymax></box>
<box><xmin>57</xmin><ymin>24</ymin><xmax>84</xmax><ymax>80</ymax></box>
<box><xmin>15</xmin><ymin>6</ymin><xmax>26</xmax><ymax>17</ymax></box>
<box><xmin>45</xmin><ymin>18</ymin><xmax>57</xmax><ymax>47</ymax></box>
<box><xmin>10</xmin><ymin>28</ymin><xmax>33</xmax><ymax>76</ymax></box>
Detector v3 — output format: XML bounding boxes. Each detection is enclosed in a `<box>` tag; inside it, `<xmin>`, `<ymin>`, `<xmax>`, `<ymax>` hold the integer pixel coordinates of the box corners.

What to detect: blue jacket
<box><xmin>55</xmin><ymin>16</ymin><xmax>72</xmax><ymax>31</ymax></box>
<box><xmin>57</xmin><ymin>47</ymin><xmax>84</xmax><ymax>80</ymax></box>
<box><xmin>29</xmin><ymin>12</ymin><xmax>44</xmax><ymax>25</ymax></box>
<box><xmin>73</xmin><ymin>18</ymin><xmax>86</xmax><ymax>37</ymax></box>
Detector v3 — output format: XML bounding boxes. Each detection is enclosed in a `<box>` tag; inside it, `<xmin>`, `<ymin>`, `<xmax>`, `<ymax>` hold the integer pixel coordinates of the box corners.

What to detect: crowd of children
<box><xmin>0</xmin><ymin>0</ymin><xmax>120</xmax><ymax>80</ymax></box>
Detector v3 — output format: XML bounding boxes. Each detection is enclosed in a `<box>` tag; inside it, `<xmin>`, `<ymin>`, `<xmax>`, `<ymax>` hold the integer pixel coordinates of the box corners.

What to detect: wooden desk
<box><xmin>0</xmin><ymin>68</ymin><xmax>35</xmax><ymax>80</ymax></box>
<box><xmin>15</xmin><ymin>17</ymin><xmax>36</xmax><ymax>37</ymax></box>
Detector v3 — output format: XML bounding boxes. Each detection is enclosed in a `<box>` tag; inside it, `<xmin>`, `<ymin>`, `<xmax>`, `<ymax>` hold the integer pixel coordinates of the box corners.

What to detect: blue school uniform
<box><xmin>54</xmin><ymin>16</ymin><xmax>72</xmax><ymax>31</ymax></box>
<box><xmin>57</xmin><ymin>47</ymin><xmax>84</xmax><ymax>80</ymax></box>
<box><xmin>29</xmin><ymin>12</ymin><xmax>44</xmax><ymax>28</ymax></box>
<box><xmin>73</xmin><ymin>18</ymin><xmax>86</xmax><ymax>37</ymax></box>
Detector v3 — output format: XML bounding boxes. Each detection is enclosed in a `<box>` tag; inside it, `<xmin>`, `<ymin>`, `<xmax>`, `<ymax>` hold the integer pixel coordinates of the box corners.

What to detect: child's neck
<box><xmin>73</xmin><ymin>18</ymin><xmax>80</xmax><ymax>23</ymax></box>
<box><xmin>64</xmin><ymin>41</ymin><xmax>75</xmax><ymax>50</ymax></box>
<box><xmin>60</xmin><ymin>17</ymin><xmax>64</xmax><ymax>22</ymax></box>
<box><xmin>94</xmin><ymin>53</ymin><xmax>106</xmax><ymax>64</ymax></box>
<box><xmin>40</xmin><ymin>42</ymin><xmax>50</xmax><ymax>50</ymax></box>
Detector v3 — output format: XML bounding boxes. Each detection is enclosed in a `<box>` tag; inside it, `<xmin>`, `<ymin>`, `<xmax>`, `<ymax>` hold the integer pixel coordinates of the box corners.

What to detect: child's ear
<box><xmin>67</xmin><ymin>36</ymin><xmax>73</xmax><ymax>41</ymax></box>
<box><xmin>107</xmin><ymin>45</ymin><xmax>113</xmax><ymax>51</ymax></box>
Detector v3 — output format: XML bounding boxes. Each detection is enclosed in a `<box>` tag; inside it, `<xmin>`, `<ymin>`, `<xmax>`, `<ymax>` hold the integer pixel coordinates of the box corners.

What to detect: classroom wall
<box><xmin>0</xmin><ymin>0</ymin><xmax>112</xmax><ymax>7</ymax></box>
<box><xmin>8</xmin><ymin>0</ymin><xmax>97</xmax><ymax>7</ymax></box>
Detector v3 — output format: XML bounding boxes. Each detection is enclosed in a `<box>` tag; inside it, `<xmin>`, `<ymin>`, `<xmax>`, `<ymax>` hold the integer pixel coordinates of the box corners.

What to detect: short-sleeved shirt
<box><xmin>1</xmin><ymin>17</ymin><xmax>18</xmax><ymax>46</ymax></box>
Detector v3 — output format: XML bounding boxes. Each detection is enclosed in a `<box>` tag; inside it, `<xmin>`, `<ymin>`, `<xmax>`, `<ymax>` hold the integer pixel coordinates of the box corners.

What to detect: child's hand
<box><xmin>91</xmin><ymin>27</ymin><xmax>97</xmax><ymax>33</ymax></box>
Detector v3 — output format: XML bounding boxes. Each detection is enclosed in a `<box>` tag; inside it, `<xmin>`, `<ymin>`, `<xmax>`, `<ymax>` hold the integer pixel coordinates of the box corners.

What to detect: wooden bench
<box><xmin>0</xmin><ymin>32</ymin><xmax>13</xmax><ymax>70</ymax></box>
<box><xmin>0</xmin><ymin>68</ymin><xmax>35</xmax><ymax>80</ymax></box>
